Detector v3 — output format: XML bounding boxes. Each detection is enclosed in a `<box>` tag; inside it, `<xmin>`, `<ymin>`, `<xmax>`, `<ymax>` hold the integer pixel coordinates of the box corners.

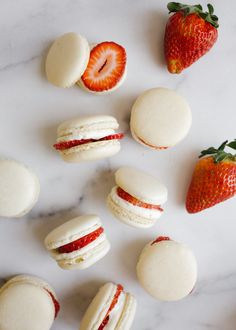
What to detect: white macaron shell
<box><xmin>80</xmin><ymin>283</ymin><xmax>136</xmax><ymax>330</ymax></box>
<box><xmin>45</xmin><ymin>215</ymin><xmax>102</xmax><ymax>250</ymax></box>
<box><xmin>57</xmin><ymin>115</ymin><xmax>119</xmax><ymax>138</ymax></box>
<box><xmin>0</xmin><ymin>160</ymin><xmax>40</xmax><ymax>218</ymax></box>
<box><xmin>0</xmin><ymin>277</ymin><xmax>55</xmax><ymax>330</ymax></box>
<box><xmin>115</xmin><ymin>166</ymin><xmax>168</xmax><ymax>205</ymax></box>
<box><xmin>130</xmin><ymin>88</ymin><xmax>192</xmax><ymax>148</ymax></box>
<box><xmin>137</xmin><ymin>240</ymin><xmax>197</xmax><ymax>301</ymax></box>
<box><xmin>45</xmin><ymin>32</ymin><xmax>90</xmax><ymax>88</ymax></box>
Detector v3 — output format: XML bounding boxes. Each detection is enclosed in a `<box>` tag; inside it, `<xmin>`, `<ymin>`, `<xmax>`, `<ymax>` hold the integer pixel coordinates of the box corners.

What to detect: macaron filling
<box><xmin>117</xmin><ymin>187</ymin><xmax>163</xmax><ymax>211</ymax></box>
<box><xmin>45</xmin><ymin>289</ymin><xmax>60</xmax><ymax>318</ymax></box>
<box><xmin>137</xmin><ymin>135</ymin><xmax>168</xmax><ymax>150</ymax></box>
<box><xmin>58</xmin><ymin>227</ymin><xmax>104</xmax><ymax>254</ymax></box>
<box><xmin>98</xmin><ymin>284</ymin><xmax>124</xmax><ymax>330</ymax></box>
<box><xmin>151</xmin><ymin>236</ymin><xmax>170</xmax><ymax>245</ymax></box>
<box><xmin>54</xmin><ymin>133</ymin><xmax>124</xmax><ymax>151</ymax></box>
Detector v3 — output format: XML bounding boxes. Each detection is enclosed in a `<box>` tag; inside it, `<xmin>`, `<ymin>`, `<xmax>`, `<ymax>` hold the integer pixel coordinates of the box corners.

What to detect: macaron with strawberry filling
<box><xmin>44</xmin><ymin>215</ymin><xmax>110</xmax><ymax>270</ymax></box>
<box><xmin>78</xmin><ymin>41</ymin><xmax>127</xmax><ymax>94</ymax></box>
<box><xmin>80</xmin><ymin>282</ymin><xmax>137</xmax><ymax>330</ymax></box>
<box><xmin>130</xmin><ymin>88</ymin><xmax>192</xmax><ymax>150</ymax></box>
<box><xmin>137</xmin><ymin>237</ymin><xmax>197</xmax><ymax>301</ymax></box>
<box><xmin>0</xmin><ymin>275</ymin><xmax>60</xmax><ymax>330</ymax></box>
<box><xmin>107</xmin><ymin>167</ymin><xmax>168</xmax><ymax>228</ymax></box>
<box><xmin>53</xmin><ymin>115</ymin><xmax>124</xmax><ymax>162</ymax></box>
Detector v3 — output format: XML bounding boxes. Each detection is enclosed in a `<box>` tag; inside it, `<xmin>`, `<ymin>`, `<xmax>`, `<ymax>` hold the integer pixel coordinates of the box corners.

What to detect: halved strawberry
<box><xmin>81</xmin><ymin>41</ymin><xmax>126</xmax><ymax>92</ymax></box>
<box><xmin>151</xmin><ymin>236</ymin><xmax>170</xmax><ymax>245</ymax></box>
<box><xmin>98</xmin><ymin>284</ymin><xmax>123</xmax><ymax>330</ymax></box>
<box><xmin>54</xmin><ymin>133</ymin><xmax>124</xmax><ymax>151</ymax></box>
<box><xmin>117</xmin><ymin>187</ymin><xmax>163</xmax><ymax>211</ymax></box>
<box><xmin>58</xmin><ymin>227</ymin><xmax>104</xmax><ymax>254</ymax></box>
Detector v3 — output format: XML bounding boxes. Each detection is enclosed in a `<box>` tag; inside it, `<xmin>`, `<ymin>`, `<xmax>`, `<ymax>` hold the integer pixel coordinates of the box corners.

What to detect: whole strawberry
<box><xmin>164</xmin><ymin>2</ymin><xmax>219</xmax><ymax>73</ymax></box>
<box><xmin>186</xmin><ymin>140</ymin><xmax>236</xmax><ymax>213</ymax></box>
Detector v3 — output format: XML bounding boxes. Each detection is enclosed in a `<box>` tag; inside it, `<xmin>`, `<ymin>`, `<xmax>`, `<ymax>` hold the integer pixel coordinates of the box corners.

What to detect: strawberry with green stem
<box><xmin>164</xmin><ymin>2</ymin><xmax>219</xmax><ymax>73</ymax></box>
<box><xmin>186</xmin><ymin>140</ymin><xmax>236</xmax><ymax>213</ymax></box>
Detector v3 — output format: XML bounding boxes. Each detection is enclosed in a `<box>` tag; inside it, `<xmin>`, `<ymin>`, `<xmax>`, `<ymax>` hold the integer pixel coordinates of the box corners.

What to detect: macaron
<box><xmin>130</xmin><ymin>88</ymin><xmax>192</xmax><ymax>149</ymax></box>
<box><xmin>80</xmin><ymin>282</ymin><xmax>137</xmax><ymax>330</ymax></box>
<box><xmin>78</xmin><ymin>41</ymin><xmax>127</xmax><ymax>94</ymax></box>
<box><xmin>44</xmin><ymin>215</ymin><xmax>110</xmax><ymax>270</ymax></box>
<box><xmin>0</xmin><ymin>275</ymin><xmax>60</xmax><ymax>330</ymax></box>
<box><xmin>136</xmin><ymin>236</ymin><xmax>197</xmax><ymax>301</ymax></box>
<box><xmin>45</xmin><ymin>32</ymin><xmax>90</xmax><ymax>88</ymax></box>
<box><xmin>0</xmin><ymin>159</ymin><xmax>40</xmax><ymax>218</ymax></box>
<box><xmin>53</xmin><ymin>115</ymin><xmax>124</xmax><ymax>162</ymax></box>
<box><xmin>107</xmin><ymin>166</ymin><xmax>168</xmax><ymax>228</ymax></box>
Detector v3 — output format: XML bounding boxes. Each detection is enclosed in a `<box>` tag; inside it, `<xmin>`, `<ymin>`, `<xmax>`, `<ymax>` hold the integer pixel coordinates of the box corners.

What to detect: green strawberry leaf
<box><xmin>227</xmin><ymin>140</ymin><xmax>236</xmax><ymax>150</ymax></box>
<box><xmin>199</xmin><ymin>139</ymin><xmax>236</xmax><ymax>163</ymax></box>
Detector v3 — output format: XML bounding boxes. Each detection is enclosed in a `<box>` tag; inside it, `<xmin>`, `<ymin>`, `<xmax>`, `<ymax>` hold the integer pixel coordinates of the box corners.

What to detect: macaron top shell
<box><xmin>0</xmin><ymin>276</ymin><xmax>56</xmax><ymax>330</ymax></box>
<box><xmin>45</xmin><ymin>32</ymin><xmax>90</xmax><ymax>88</ymax></box>
<box><xmin>45</xmin><ymin>215</ymin><xmax>102</xmax><ymax>250</ymax></box>
<box><xmin>137</xmin><ymin>239</ymin><xmax>197</xmax><ymax>301</ymax></box>
<box><xmin>0</xmin><ymin>159</ymin><xmax>40</xmax><ymax>218</ymax></box>
<box><xmin>130</xmin><ymin>88</ymin><xmax>192</xmax><ymax>148</ymax></box>
<box><xmin>80</xmin><ymin>283</ymin><xmax>117</xmax><ymax>330</ymax></box>
<box><xmin>115</xmin><ymin>167</ymin><xmax>168</xmax><ymax>204</ymax></box>
<box><xmin>57</xmin><ymin>115</ymin><xmax>119</xmax><ymax>138</ymax></box>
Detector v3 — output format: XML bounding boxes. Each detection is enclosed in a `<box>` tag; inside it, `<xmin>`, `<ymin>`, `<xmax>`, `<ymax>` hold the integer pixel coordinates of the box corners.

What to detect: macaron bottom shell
<box><xmin>55</xmin><ymin>239</ymin><xmax>111</xmax><ymax>270</ymax></box>
<box><xmin>130</xmin><ymin>125</ymin><xmax>170</xmax><ymax>150</ymax></box>
<box><xmin>59</xmin><ymin>140</ymin><xmax>121</xmax><ymax>163</ymax></box>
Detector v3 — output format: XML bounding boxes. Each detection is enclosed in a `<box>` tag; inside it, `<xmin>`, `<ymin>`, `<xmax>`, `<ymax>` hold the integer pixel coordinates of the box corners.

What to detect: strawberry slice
<box><xmin>45</xmin><ymin>289</ymin><xmax>60</xmax><ymax>318</ymax></box>
<box><xmin>54</xmin><ymin>133</ymin><xmax>124</xmax><ymax>151</ymax></box>
<box><xmin>58</xmin><ymin>227</ymin><xmax>104</xmax><ymax>254</ymax></box>
<box><xmin>98</xmin><ymin>284</ymin><xmax>123</xmax><ymax>330</ymax></box>
<box><xmin>81</xmin><ymin>41</ymin><xmax>126</xmax><ymax>92</ymax></box>
<box><xmin>151</xmin><ymin>236</ymin><xmax>170</xmax><ymax>246</ymax></box>
<box><xmin>117</xmin><ymin>187</ymin><xmax>163</xmax><ymax>211</ymax></box>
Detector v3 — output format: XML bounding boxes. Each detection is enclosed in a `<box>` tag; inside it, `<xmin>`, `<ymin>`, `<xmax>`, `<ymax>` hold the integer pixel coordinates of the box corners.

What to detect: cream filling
<box><xmin>51</xmin><ymin>234</ymin><xmax>106</xmax><ymax>261</ymax></box>
<box><xmin>110</xmin><ymin>187</ymin><xmax>163</xmax><ymax>220</ymax></box>
<box><xmin>57</xmin><ymin>129</ymin><xmax>116</xmax><ymax>143</ymax></box>
<box><xmin>102</xmin><ymin>291</ymin><xmax>126</xmax><ymax>330</ymax></box>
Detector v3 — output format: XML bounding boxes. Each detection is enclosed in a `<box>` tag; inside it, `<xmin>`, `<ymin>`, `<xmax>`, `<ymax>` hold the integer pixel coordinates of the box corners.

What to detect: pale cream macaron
<box><xmin>107</xmin><ymin>166</ymin><xmax>168</xmax><ymax>228</ymax></box>
<box><xmin>130</xmin><ymin>88</ymin><xmax>192</xmax><ymax>150</ymax></box>
<box><xmin>44</xmin><ymin>215</ymin><xmax>110</xmax><ymax>270</ymax></box>
<box><xmin>45</xmin><ymin>32</ymin><xmax>90</xmax><ymax>88</ymax></box>
<box><xmin>136</xmin><ymin>237</ymin><xmax>197</xmax><ymax>301</ymax></box>
<box><xmin>0</xmin><ymin>275</ymin><xmax>60</xmax><ymax>330</ymax></box>
<box><xmin>53</xmin><ymin>115</ymin><xmax>124</xmax><ymax>163</ymax></box>
<box><xmin>80</xmin><ymin>282</ymin><xmax>137</xmax><ymax>330</ymax></box>
<box><xmin>0</xmin><ymin>159</ymin><xmax>40</xmax><ymax>218</ymax></box>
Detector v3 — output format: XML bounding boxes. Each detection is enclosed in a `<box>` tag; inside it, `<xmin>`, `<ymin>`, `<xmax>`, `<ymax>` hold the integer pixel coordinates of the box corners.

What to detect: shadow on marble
<box><xmin>57</xmin><ymin>279</ymin><xmax>105</xmax><ymax>327</ymax></box>
<box><xmin>117</xmin><ymin>238</ymin><xmax>149</xmax><ymax>282</ymax></box>
<box><xmin>136</xmin><ymin>9</ymin><xmax>168</xmax><ymax>68</ymax></box>
<box><xmin>173</xmin><ymin>148</ymin><xmax>199</xmax><ymax>206</ymax></box>
<box><xmin>30</xmin><ymin>207</ymin><xmax>82</xmax><ymax>249</ymax></box>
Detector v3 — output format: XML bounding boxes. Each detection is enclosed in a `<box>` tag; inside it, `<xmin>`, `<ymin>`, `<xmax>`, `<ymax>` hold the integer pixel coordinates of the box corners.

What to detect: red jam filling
<box><xmin>137</xmin><ymin>136</ymin><xmax>168</xmax><ymax>150</ymax></box>
<box><xmin>53</xmin><ymin>133</ymin><xmax>124</xmax><ymax>150</ymax></box>
<box><xmin>45</xmin><ymin>289</ymin><xmax>60</xmax><ymax>318</ymax></box>
<box><xmin>117</xmin><ymin>187</ymin><xmax>163</xmax><ymax>211</ymax></box>
<box><xmin>151</xmin><ymin>236</ymin><xmax>170</xmax><ymax>246</ymax></box>
<box><xmin>58</xmin><ymin>227</ymin><xmax>104</xmax><ymax>254</ymax></box>
<box><xmin>98</xmin><ymin>284</ymin><xmax>123</xmax><ymax>330</ymax></box>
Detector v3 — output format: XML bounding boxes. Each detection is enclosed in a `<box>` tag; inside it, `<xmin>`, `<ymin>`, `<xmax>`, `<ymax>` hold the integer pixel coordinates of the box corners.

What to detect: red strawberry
<box><xmin>164</xmin><ymin>2</ymin><xmax>219</xmax><ymax>73</ymax></box>
<box><xmin>81</xmin><ymin>41</ymin><xmax>126</xmax><ymax>92</ymax></box>
<box><xmin>151</xmin><ymin>236</ymin><xmax>170</xmax><ymax>245</ymax></box>
<box><xmin>54</xmin><ymin>133</ymin><xmax>124</xmax><ymax>151</ymax></box>
<box><xmin>98</xmin><ymin>285</ymin><xmax>123</xmax><ymax>330</ymax></box>
<box><xmin>117</xmin><ymin>187</ymin><xmax>163</xmax><ymax>211</ymax></box>
<box><xmin>186</xmin><ymin>140</ymin><xmax>236</xmax><ymax>213</ymax></box>
<box><xmin>58</xmin><ymin>227</ymin><xmax>104</xmax><ymax>253</ymax></box>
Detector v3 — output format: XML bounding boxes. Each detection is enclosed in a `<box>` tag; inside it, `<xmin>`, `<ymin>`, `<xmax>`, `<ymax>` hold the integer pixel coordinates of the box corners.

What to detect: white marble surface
<box><xmin>0</xmin><ymin>0</ymin><xmax>236</xmax><ymax>329</ymax></box>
